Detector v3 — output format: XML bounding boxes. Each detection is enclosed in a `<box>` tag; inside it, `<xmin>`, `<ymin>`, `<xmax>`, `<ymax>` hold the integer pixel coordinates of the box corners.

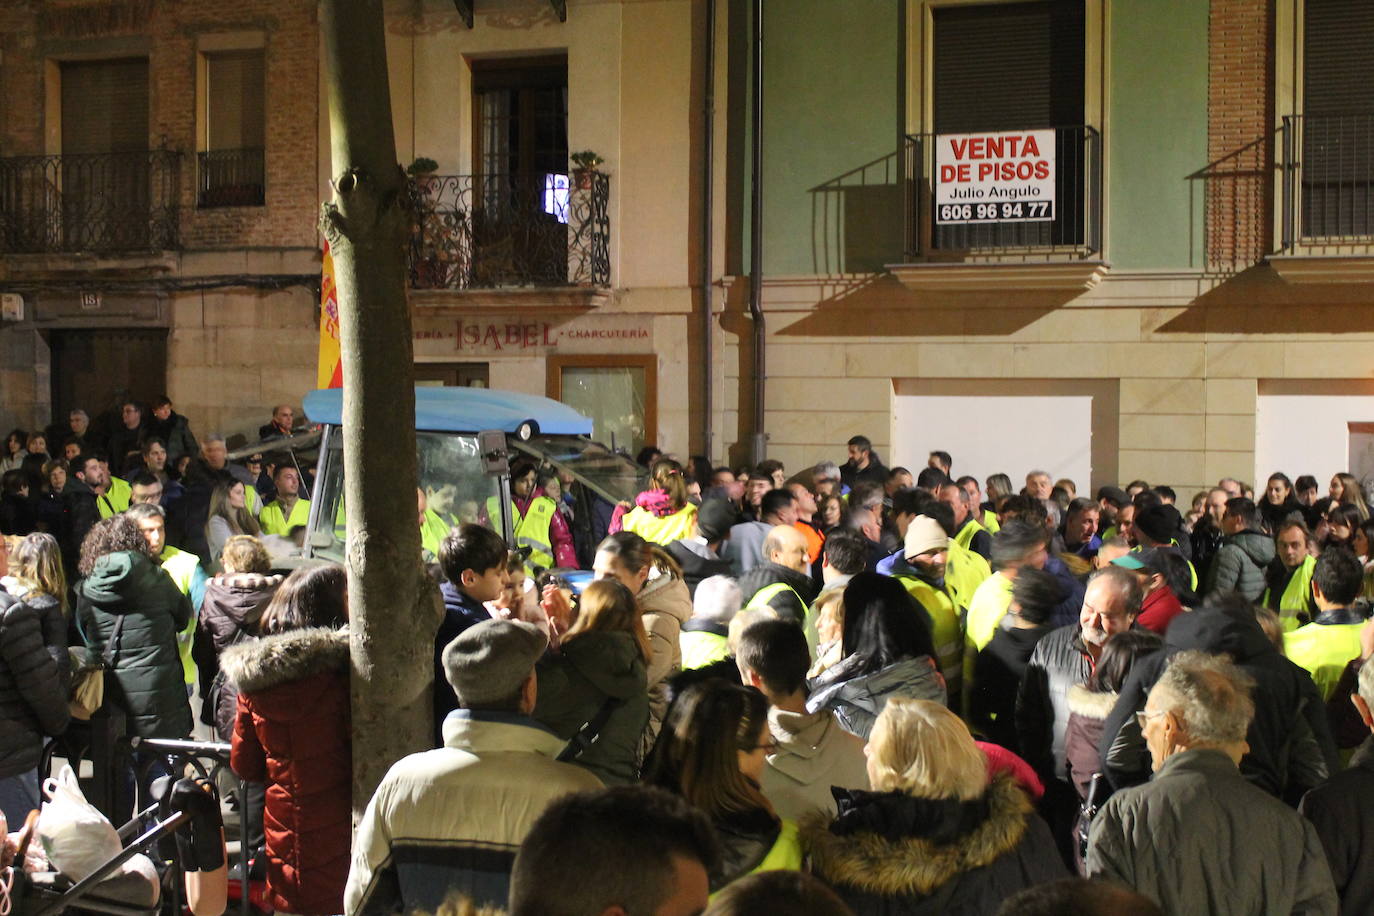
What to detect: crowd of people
<box><xmin>5</xmin><ymin>408</ymin><xmax>1374</xmax><ymax>915</ymax></box>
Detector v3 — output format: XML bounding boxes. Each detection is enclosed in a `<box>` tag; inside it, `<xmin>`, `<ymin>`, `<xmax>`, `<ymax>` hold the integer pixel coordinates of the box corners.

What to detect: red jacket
<box><xmin>223</xmin><ymin>627</ymin><xmax>352</xmax><ymax>916</ymax></box>
<box><xmin>1137</xmin><ymin>585</ymin><xmax>1185</xmax><ymax>635</ymax></box>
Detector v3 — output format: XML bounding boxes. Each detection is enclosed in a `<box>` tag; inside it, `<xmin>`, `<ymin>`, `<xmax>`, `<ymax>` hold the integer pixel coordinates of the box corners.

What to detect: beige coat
<box><xmin>761</xmin><ymin>706</ymin><xmax>870</xmax><ymax>821</ymax></box>
<box><xmin>638</xmin><ymin>568</ymin><xmax>693</xmax><ymax>746</ymax></box>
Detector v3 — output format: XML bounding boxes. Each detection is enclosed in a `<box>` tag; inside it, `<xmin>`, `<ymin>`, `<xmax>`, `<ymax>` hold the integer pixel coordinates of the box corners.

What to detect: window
<box><xmin>1299</xmin><ymin>0</ymin><xmax>1374</xmax><ymax>239</ymax></box>
<box><xmin>470</xmin><ymin>57</ymin><xmax>569</xmax><ymax>283</ymax></box>
<box><xmin>200</xmin><ymin>50</ymin><xmax>265</xmax><ymax>207</ymax></box>
<box><xmin>547</xmin><ymin>355</ymin><xmax>657</xmax><ymax>456</ymax></box>
<box><xmin>60</xmin><ymin>58</ymin><xmax>153</xmax><ymax>249</ymax></box>
<box><xmin>928</xmin><ymin>0</ymin><xmax>1089</xmax><ymax>250</ymax></box>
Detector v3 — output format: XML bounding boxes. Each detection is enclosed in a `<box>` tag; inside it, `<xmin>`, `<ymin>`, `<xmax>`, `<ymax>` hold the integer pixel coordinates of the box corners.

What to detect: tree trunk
<box><xmin>319</xmin><ymin>0</ymin><xmax>441</xmax><ymax>813</ymax></box>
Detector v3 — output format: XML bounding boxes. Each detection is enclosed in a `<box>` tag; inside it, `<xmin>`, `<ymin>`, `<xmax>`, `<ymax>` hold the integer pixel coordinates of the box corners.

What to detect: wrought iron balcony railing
<box><xmin>0</xmin><ymin>149</ymin><xmax>180</xmax><ymax>253</ymax></box>
<box><xmin>198</xmin><ymin>147</ymin><xmax>265</xmax><ymax>208</ymax></box>
<box><xmin>902</xmin><ymin>125</ymin><xmax>1101</xmax><ymax>259</ymax></box>
<box><xmin>1280</xmin><ymin>114</ymin><xmax>1374</xmax><ymax>251</ymax></box>
<box><xmin>408</xmin><ymin>171</ymin><xmax>610</xmax><ymax>290</ymax></box>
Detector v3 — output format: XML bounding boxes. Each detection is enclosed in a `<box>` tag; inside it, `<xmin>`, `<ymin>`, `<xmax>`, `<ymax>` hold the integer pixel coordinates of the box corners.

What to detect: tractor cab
<box><xmin>300</xmin><ymin>386</ymin><xmax>647</xmax><ymax>572</ymax></box>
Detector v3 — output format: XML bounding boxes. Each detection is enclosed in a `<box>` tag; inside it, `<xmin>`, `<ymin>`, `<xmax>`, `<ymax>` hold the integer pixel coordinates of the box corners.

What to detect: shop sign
<box><xmin>934</xmin><ymin>129</ymin><xmax>1055</xmax><ymax>224</ymax></box>
<box><xmin>413</xmin><ymin>315</ymin><xmax>652</xmax><ymax>355</ymax></box>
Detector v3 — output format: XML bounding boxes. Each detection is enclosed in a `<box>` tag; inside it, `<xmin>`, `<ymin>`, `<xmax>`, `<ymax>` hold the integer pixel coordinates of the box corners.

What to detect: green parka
<box><xmin>533</xmin><ymin>629</ymin><xmax>649</xmax><ymax>786</ymax></box>
<box><xmin>77</xmin><ymin>550</ymin><xmax>193</xmax><ymax>738</ymax></box>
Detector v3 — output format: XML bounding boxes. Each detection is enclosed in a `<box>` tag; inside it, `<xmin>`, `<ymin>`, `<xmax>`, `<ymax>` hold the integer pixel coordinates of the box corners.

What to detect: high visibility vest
<box><xmin>945</xmin><ymin>541</ymin><xmax>991</xmax><ymax>614</ymax></box>
<box><xmin>1284</xmin><ymin>621</ymin><xmax>1363</xmax><ymax>701</ymax></box>
<box><xmin>622</xmin><ymin>503</ymin><xmax>698</xmax><ymax>546</ymax></box>
<box><xmin>96</xmin><ymin>480</ymin><xmax>132</xmax><ymax>519</ymax></box>
<box><xmin>1264</xmin><ymin>555</ymin><xmax>1316</xmax><ymax>631</ymax></box>
<box><xmin>747</xmin><ymin>582</ymin><xmax>815</xmax><ymax>653</ymax></box>
<box><xmin>245</xmin><ymin>486</ymin><xmax>262</xmax><ymax>516</ymax></box>
<box><xmin>680</xmin><ymin>630</ymin><xmax>730</xmax><ymax>670</ymax></box>
<box><xmin>966</xmin><ymin>573</ymin><xmax>1014</xmax><ymax>653</ymax></box>
<box><xmin>420</xmin><ymin>507</ymin><xmax>452</xmax><ymax>557</ymax></box>
<box><xmin>953</xmin><ymin>516</ymin><xmax>988</xmax><ymax>553</ymax></box>
<box><xmin>259</xmin><ymin>497</ymin><xmax>311</xmax><ymax>537</ymax></box>
<box><xmin>898</xmin><ymin>575</ymin><xmax>962</xmax><ymax>698</ymax></box>
<box><xmin>487</xmin><ymin>495</ymin><xmax>557</xmax><ymax>573</ymax></box>
<box><xmin>981</xmin><ymin>509</ymin><xmax>1000</xmax><ymax>534</ymax></box>
<box><xmin>160</xmin><ymin>546</ymin><xmax>205</xmax><ymax>686</ymax></box>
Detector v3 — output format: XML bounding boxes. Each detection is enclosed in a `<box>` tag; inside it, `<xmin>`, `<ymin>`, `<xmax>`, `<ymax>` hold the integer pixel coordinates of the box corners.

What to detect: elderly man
<box><xmin>892</xmin><ymin>515</ymin><xmax>963</xmax><ymax>699</ymax></box>
<box><xmin>1302</xmin><ymin>653</ymin><xmax>1374</xmax><ymax>914</ymax></box>
<box><xmin>346</xmin><ymin>619</ymin><xmax>603</xmax><ymax>915</ymax></box>
<box><xmin>1088</xmin><ymin>651</ymin><xmax>1337</xmax><ymax>916</ymax></box>
<box><xmin>259</xmin><ymin>404</ymin><xmax>296</xmax><ymax>441</ymax></box>
<box><xmin>738</xmin><ymin>524</ymin><xmax>817</xmax><ymax>630</ymax></box>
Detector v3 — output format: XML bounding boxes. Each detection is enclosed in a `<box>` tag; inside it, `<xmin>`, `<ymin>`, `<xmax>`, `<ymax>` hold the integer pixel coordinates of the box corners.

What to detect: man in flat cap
<box><xmin>344</xmin><ymin>619</ymin><xmax>602</xmax><ymax>916</ymax></box>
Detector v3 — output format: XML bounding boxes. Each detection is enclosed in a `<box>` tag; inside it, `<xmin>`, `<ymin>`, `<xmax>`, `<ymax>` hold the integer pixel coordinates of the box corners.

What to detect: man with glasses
<box><xmin>1088</xmin><ymin>651</ymin><xmax>1336</xmax><ymax>915</ymax></box>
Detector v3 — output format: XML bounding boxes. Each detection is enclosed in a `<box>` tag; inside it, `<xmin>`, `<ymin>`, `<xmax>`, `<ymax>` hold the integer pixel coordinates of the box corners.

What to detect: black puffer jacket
<box><xmin>1099</xmin><ymin>599</ymin><xmax>1338</xmax><ymax>804</ymax></box>
<box><xmin>77</xmin><ymin>550</ymin><xmax>193</xmax><ymax>738</ymax></box>
<box><xmin>803</xmin><ymin>775</ymin><xmax>1066</xmax><ymax>914</ymax></box>
<box><xmin>198</xmin><ymin>572</ymin><xmax>281</xmax><ymax>740</ymax></box>
<box><xmin>0</xmin><ymin>590</ymin><xmax>70</xmax><ymax>778</ymax></box>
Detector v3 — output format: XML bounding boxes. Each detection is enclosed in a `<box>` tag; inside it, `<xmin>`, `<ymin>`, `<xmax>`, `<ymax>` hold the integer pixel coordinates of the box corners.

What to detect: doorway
<box><xmin>48</xmin><ymin>328</ymin><xmax>168</xmax><ymax>420</ymax></box>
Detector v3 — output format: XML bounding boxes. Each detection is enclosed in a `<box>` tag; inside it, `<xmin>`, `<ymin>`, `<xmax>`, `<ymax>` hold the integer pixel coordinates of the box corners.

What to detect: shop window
<box><xmin>548</xmin><ymin>355</ymin><xmax>657</xmax><ymax>456</ymax></box>
<box><xmin>415</xmin><ymin>363</ymin><xmax>490</xmax><ymax>388</ymax></box>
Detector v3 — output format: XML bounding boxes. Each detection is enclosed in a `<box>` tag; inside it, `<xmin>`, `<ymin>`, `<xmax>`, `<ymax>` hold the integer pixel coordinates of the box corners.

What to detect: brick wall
<box><xmin>1205</xmin><ymin>0</ymin><xmax>1273</xmax><ymax>271</ymax></box>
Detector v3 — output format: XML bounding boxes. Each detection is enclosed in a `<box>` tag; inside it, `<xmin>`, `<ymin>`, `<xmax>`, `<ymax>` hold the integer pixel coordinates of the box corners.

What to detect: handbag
<box><xmin>68</xmin><ymin>614</ymin><xmax>124</xmax><ymax>721</ymax></box>
<box><xmin>557</xmin><ymin>694</ymin><xmax>622</xmax><ymax>762</ymax></box>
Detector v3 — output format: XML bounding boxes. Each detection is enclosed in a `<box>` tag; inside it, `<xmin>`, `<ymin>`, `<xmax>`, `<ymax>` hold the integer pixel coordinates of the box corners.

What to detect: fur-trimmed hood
<box><xmin>1066</xmin><ymin>684</ymin><xmax>1119</xmax><ymax>720</ymax></box>
<box><xmin>220</xmin><ymin>626</ymin><xmax>349</xmax><ymax>694</ymax></box>
<box><xmin>801</xmin><ymin>775</ymin><xmax>1032</xmax><ymax>897</ymax></box>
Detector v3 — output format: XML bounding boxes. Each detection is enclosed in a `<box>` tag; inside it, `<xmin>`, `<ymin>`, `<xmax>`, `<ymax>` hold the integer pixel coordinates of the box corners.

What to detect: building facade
<box><xmin>723</xmin><ymin>0</ymin><xmax>1374</xmax><ymax>494</ymax></box>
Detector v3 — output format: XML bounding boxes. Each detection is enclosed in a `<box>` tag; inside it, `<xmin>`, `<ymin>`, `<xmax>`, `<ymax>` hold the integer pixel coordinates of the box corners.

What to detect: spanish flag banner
<box><xmin>317</xmin><ymin>239</ymin><xmax>343</xmax><ymax>389</ymax></box>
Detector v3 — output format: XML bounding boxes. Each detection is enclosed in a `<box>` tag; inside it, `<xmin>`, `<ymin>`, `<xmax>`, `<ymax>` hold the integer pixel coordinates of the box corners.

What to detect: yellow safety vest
<box><xmin>747</xmin><ymin>582</ymin><xmax>815</xmax><ymax>654</ymax></box>
<box><xmin>680</xmin><ymin>629</ymin><xmax>730</xmax><ymax>670</ymax></box>
<box><xmin>487</xmin><ymin>495</ymin><xmax>558</xmax><ymax>573</ymax></box>
<box><xmin>622</xmin><ymin>503</ymin><xmax>698</xmax><ymax>546</ymax></box>
<box><xmin>965</xmin><ymin>573</ymin><xmax>1014</xmax><ymax>653</ymax></box>
<box><xmin>245</xmin><ymin>486</ymin><xmax>262</xmax><ymax>516</ymax></box>
<box><xmin>1284</xmin><ymin>621</ymin><xmax>1363</xmax><ymax>701</ymax></box>
<box><xmin>898</xmin><ymin>575</ymin><xmax>962</xmax><ymax>700</ymax></box>
<box><xmin>160</xmin><ymin>546</ymin><xmax>203</xmax><ymax>685</ymax></box>
<box><xmin>954</xmin><ymin>516</ymin><xmax>988</xmax><ymax>553</ymax></box>
<box><xmin>420</xmin><ymin>507</ymin><xmax>452</xmax><ymax>557</ymax></box>
<box><xmin>1263</xmin><ymin>555</ymin><xmax>1316</xmax><ymax>632</ymax></box>
<box><xmin>96</xmin><ymin>480</ymin><xmax>132</xmax><ymax>519</ymax></box>
<box><xmin>981</xmin><ymin>508</ymin><xmax>1000</xmax><ymax>534</ymax></box>
<box><xmin>945</xmin><ymin>541</ymin><xmax>991</xmax><ymax>614</ymax></box>
<box><xmin>259</xmin><ymin>497</ymin><xmax>311</xmax><ymax>537</ymax></box>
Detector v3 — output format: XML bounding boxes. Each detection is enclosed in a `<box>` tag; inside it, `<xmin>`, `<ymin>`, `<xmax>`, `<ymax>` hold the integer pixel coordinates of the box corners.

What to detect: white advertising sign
<box><xmin>934</xmin><ymin>129</ymin><xmax>1056</xmax><ymax>224</ymax></box>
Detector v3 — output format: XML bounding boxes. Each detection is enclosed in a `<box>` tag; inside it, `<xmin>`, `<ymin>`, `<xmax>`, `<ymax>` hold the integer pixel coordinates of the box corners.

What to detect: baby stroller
<box><xmin>4</xmin><ymin>737</ymin><xmax>256</xmax><ymax>916</ymax></box>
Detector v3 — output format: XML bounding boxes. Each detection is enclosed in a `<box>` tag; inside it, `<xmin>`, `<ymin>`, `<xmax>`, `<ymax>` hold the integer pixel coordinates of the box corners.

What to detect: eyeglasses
<box><xmin>1135</xmin><ymin>710</ymin><xmax>1166</xmax><ymax>730</ymax></box>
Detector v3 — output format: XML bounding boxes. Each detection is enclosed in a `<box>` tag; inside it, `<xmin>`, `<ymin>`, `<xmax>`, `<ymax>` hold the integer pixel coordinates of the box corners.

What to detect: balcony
<box><xmin>1274</xmin><ymin>114</ymin><xmax>1374</xmax><ymax>282</ymax></box>
<box><xmin>407</xmin><ymin>171</ymin><xmax>610</xmax><ymax>292</ymax></box>
<box><xmin>0</xmin><ymin>149</ymin><xmax>180</xmax><ymax>254</ymax></box>
<box><xmin>198</xmin><ymin>147</ymin><xmax>265</xmax><ymax>208</ymax></box>
<box><xmin>891</xmin><ymin>125</ymin><xmax>1105</xmax><ymax>293</ymax></box>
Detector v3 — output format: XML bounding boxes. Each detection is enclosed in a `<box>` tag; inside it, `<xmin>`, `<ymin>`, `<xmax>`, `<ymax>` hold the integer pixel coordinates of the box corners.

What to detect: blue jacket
<box><xmin>432</xmin><ymin>582</ymin><xmax>491</xmax><ymax>745</ymax></box>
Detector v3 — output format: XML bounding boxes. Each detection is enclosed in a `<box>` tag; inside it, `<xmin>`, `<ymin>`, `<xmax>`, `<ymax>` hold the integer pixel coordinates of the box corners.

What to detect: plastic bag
<box><xmin>35</xmin><ymin>765</ymin><xmax>121</xmax><ymax>882</ymax></box>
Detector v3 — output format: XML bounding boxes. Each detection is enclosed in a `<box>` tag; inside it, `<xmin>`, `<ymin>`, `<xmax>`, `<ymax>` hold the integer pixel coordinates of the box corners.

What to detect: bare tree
<box><xmin>319</xmin><ymin>0</ymin><xmax>441</xmax><ymax>811</ymax></box>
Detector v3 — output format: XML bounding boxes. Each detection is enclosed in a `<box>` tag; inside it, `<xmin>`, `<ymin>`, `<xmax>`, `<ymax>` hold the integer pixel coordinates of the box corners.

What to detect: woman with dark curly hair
<box><xmin>76</xmin><ymin>515</ymin><xmax>193</xmax><ymax>742</ymax></box>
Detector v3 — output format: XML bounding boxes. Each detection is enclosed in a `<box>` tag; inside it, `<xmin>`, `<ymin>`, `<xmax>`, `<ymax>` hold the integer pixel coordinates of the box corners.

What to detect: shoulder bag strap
<box><xmin>101</xmin><ymin>615</ymin><xmax>127</xmax><ymax>668</ymax></box>
<box><xmin>557</xmin><ymin>694</ymin><xmax>623</xmax><ymax>762</ymax></box>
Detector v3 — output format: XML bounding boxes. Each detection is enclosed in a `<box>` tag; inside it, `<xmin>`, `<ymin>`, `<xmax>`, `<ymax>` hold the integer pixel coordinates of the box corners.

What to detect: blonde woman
<box><xmin>803</xmin><ymin>699</ymin><xmax>1064</xmax><ymax>912</ymax></box>
<box><xmin>1331</xmin><ymin>472</ymin><xmax>1371</xmax><ymax>522</ymax></box>
<box><xmin>4</xmin><ymin>532</ymin><xmax>71</xmax><ymax>688</ymax></box>
<box><xmin>533</xmin><ymin>578</ymin><xmax>650</xmax><ymax>785</ymax></box>
<box><xmin>205</xmin><ymin>480</ymin><xmax>261</xmax><ymax>571</ymax></box>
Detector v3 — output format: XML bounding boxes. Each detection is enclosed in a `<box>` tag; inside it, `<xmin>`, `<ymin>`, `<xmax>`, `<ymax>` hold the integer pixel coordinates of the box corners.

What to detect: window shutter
<box><xmin>1304</xmin><ymin>0</ymin><xmax>1374</xmax><ymax>117</ymax></box>
<box><xmin>932</xmin><ymin>0</ymin><xmax>1084</xmax><ymax>134</ymax></box>
<box><xmin>207</xmin><ymin>51</ymin><xmax>266</xmax><ymax>150</ymax></box>
<box><xmin>60</xmin><ymin>58</ymin><xmax>149</xmax><ymax>154</ymax></box>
